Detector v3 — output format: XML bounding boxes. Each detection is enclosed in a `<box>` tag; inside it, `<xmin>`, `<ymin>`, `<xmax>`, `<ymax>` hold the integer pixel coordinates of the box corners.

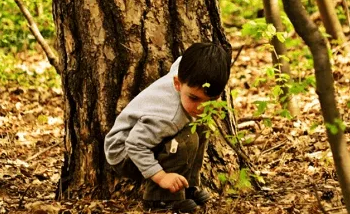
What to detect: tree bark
<box><xmin>263</xmin><ymin>0</ymin><xmax>299</xmax><ymax>117</ymax></box>
<box><xmin>52</xmin><ymin>0</ymin><xmax>238</xmax><ymax>200</ymax></box>
<box><xmin>282</xmin><ymin>0</ymin><xmax>350</xmax><ymax>213</ymax></box>
<box><xmin>315</xmin><ymin>0</ymin><xmax>347</xmax><ymax>44</ymax></box>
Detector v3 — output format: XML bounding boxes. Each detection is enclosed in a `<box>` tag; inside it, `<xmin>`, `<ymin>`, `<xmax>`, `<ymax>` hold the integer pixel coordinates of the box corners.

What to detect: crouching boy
<box><xmin>104</xmin><ymin>43</ymin><xmax>231</xmax><ymax>213</ymax></box>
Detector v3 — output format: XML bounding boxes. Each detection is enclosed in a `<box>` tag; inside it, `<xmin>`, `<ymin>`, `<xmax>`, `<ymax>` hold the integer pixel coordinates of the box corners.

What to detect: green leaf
<box><xmin>278</xmin><ymin>54</ymin><xmax>290</xmax><ymax>62</ymax></box>
<box><xmin>37</xmin><ymin>115</ymin><xmax>48</xmax><ymax>124</ymax></box>
<box><xmin>235</xmin><ymin>168</ymin><xmax>252</xmax><ymax>190</ymax></box>
<box><xmin>334</xmin><ymin>118</ymin><xmax>346</xmax><ymax>131</ymax></box>
<box><xmin>265</xmin><ymin>24</ymin><xmax>276</xmax><ymax>40</ymax></box>
<box><xmin>289</xmin><ymin>82</ymin><xmax>306</xmax><ymax>94</ymax></box>
<box><xmin>202</xmin><ymin>82</ymin><xmax>210</xmax><ymax>88</ymax></box>
<box><xmin>347</xmin><ymin>100</ymin><xmax>350</xmax><ymax>108</ymax></box>
<box><xmin>253</xmin><ymin>77</ymin><xmax>267</xmax><ymax>87</ymax></box>
<box><xmin>229</xmin><ymin>137</ymin><xmax>238</xmax><ymax>146</ymax></box>
<box><xmin>278</xmin><ymin>109</ymin><xmax>292</xmax><ymax>120</ymax></box>
<box><xmin>253</xmin><ymin>100</ymin><xmax>268</xmax><ymax>115</ymax></box>
<box><xmin>190</xmin><ymin>123</ymin><xmax>197</xmax><ymax>134</ymax></box>
<box><xmin>276</xmin><ymin>32</ymin><xmax>286</xmax><ymax>43</ymax></box>
<box><xmin>265</xmin><ymin>67</ymin><xmax>275</xmax><ymax>79</ymax></box>
<box><xmin>205</xmin><ymin>131</ymin><xmax>211</xmax><ymax>139</ymax></box>
<box><xmin>244</xmin><ymin>137</ymin><xmax>253</xmax><ymax>144</ymax></box>
<box><xmin>272</xmin><ymin>85</ymin><xmax>283</xmax><ymax>97</ymax></box>
<box><xmin>310</xmin><ymin>123</ymin><xmax>319</xmax><ymax>132</ymax></box>
<box><xmin>208</xmin><ymin>122</ymin><xmax>216</xmax><ymax>132</ymax></box>
<box><xmin>263</xmin><ymin>118</ymin><xmax>272</xmax><ymax>127</ymax></box>
<box><xmin>230</xmin><ymin>89</ymin><xmax>239</xmax><ymax>99</ymax></box>
<box><xmin>218</xmin><ymin>173</ymin><xmax>227</xmax><ymax>183</ymax></box>
<box><xmin>279</xmin><ymin>73</ymin><xmax>291</xmax><ymax>81</ymax></box>
<box><xmin>256</xmin><ymin>175</ymin><xmax>265</xmax><ymax>184</ymax></box>
<box><xmin>262</xmin><ymin>43</ymin><xmax>275</xmax><ymax>51</ymax></box>
<box><xmin>325</xmin><ymin>123</ymin><xmax>338</xmax><ymax>135</ymax></box>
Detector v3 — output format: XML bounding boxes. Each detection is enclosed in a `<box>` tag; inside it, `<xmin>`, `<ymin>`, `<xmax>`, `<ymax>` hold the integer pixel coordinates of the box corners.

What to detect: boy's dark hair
<box><xmin>178</xmin><ymin>43</ymin><xmax>231</xmax><ymax>97</ymax></box>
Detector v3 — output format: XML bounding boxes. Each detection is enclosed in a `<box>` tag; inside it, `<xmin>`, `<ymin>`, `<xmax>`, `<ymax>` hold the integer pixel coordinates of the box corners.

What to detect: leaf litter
<box><xmin>0</xmin><ymin>42</ymin><xmax>349</xmax><ymax>214</ymax></box>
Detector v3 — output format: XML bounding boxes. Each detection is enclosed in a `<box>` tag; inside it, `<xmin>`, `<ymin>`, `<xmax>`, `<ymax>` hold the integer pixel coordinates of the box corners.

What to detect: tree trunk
<box><xmin>315</xmin><ymin>0</ymin><xmax>347</xmax><ymax>44</ymax></box>
<box><xmin>282</xmin><ymin>0</ymin><xmax>350</xmax><ymax>213</ymax></box>
<box><xmin>262</xmin><ymin>0</ymin><xmax>299</xmax><ymax>117</ymax></box>
<box><xmin>52</xmin><ymin>0</ymin><xmax>238</xmax><ymax>200</ymax></box>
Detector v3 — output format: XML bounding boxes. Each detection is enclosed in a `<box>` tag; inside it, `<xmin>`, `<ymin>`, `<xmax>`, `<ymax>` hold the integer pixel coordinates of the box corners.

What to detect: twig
<box><xmin>231</xmin><ymin>45</ymin><xmax>244</xmax><ymax>67</ymax></box>
<box><xmin>14</xmin><ymin>0</ymin><xmax>60</xmax><ymax>72</ymax></box>
<box><xmin>325</xmin><ymin>206</ymin><xmax>346</xmax><ymax>212</ymax></box>
<box><xmin>311</xmin><ymin>183</ymin><xmax>328</xmax><ymax>214</ymax></box>
<box><xmin>26</xmin><ymin>141</ymin><xmax>63</xmax><ymax>162</ymax></box>
<box><xmin>237</xmin><ymin>121</ymin><xmax>256</xmax><ymax>130</ymax></box>
<box><xmin>238</xmin><ymin>116</ymin><xmax>271</xmax><ymax>123</ymax></box>
<box><xmin>261</xmin><ymin>142</ymin><xmax>286</xmax><ymax>155</ymax></box>
<box><xmin>19</xmin><ymin>185</ymin><xmax>31</xmax><ymax>209</ymax></box>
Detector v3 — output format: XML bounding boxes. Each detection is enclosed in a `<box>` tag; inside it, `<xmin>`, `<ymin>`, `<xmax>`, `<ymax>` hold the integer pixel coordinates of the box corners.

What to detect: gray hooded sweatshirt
<box><xmin>104</xmin><ymin>57</ymin><xmax>191</xmax><ymax>179</ymax></box>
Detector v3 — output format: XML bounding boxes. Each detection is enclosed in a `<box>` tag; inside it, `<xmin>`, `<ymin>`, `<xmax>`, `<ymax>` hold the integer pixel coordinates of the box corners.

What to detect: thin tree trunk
<box><xmin>263</xmin><ymin>0</ymin><xmax>299</xmax><ymax>117</ymax></box>
<box><xmin>52</xmin><ymin>0</ymin><xmax>238</xmax><ymax>200</ymax></box>
<box><xmin>315</xmin><ymin>0</ymin><xmax>349</xmax><ymax>51</ymax></box>
<box><xmin>282</xmin><ymin>1</ymin><xmax>350</xmax><ymax>213</ymax></box>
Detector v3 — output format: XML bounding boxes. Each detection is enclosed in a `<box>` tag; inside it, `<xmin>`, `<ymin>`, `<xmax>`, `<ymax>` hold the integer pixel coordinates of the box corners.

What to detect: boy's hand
<box><xmin>151</xmin><ymin>170</ymin><xmax>189</xmax><ymax>193</ymax></box>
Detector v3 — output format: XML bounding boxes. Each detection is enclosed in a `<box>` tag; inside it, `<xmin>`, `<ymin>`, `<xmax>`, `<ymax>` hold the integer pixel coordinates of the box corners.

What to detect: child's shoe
<box><xmin>143</xmin><ymin>199</ymin><xmax>197</xmax><ymax>213</ymax></box>
<box><xmin>185</xmin><ymin>186</ymin><xmax>211</xmax><ymax>204</ymax></box>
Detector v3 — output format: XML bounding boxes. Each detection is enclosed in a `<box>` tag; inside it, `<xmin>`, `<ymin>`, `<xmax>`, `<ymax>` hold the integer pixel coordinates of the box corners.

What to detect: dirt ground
<box><xmin>0</xmin><ymin>41</ymin><xmax>349</xmax><ymax>214</ymax></box>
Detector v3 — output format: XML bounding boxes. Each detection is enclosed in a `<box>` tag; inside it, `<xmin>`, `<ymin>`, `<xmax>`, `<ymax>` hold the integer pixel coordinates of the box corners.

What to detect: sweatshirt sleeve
<box><xmin>125</xmin><ymin>115</ymin><xmax>179</xmax><ymax>178</ymax></box>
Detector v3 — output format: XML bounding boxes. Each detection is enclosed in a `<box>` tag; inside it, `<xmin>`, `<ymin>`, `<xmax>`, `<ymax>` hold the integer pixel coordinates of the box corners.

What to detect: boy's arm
<box><xmin>125</xmin><ymin>115</ymin><xmax>177</xmax><ymax>178</ymax></box>
<box><xmin>125</xmin><ymin>115</ymin><xmax>189</xmax><ymax>192</ymax></box>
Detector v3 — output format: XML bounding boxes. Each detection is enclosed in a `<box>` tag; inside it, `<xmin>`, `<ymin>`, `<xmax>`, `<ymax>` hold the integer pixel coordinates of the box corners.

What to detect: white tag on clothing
<box><xmin>170</xmin><ymin>139</ymin><xmax>178</xmax><ymax>153</ymax></box>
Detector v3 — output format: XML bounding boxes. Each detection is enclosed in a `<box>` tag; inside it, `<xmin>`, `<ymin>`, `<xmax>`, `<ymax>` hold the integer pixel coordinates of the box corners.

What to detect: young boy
<box><xmin>104</xmin><ymin>43</ymin><xmax>231</xmax><ymax>213</ymax></box>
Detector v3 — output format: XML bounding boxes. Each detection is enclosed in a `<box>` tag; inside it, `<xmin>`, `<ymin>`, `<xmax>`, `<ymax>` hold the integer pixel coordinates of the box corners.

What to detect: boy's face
<box><xmin>174</xmin><ymin>76</ymin><xmax>219</xmax><ymax>117</ymax></box>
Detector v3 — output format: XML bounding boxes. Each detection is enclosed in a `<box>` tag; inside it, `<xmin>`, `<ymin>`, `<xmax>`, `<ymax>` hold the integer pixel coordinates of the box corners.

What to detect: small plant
<box><xmin>189</xmin><ymin>88</ymin><xmax>262</xmax><ymax>193</ymax></box>
<box><xmin>241</xmin><ymin>17</ymin><xmax>317</xmax><ymax>120</ymax></box>
<box><xmin>190</xmin><ymin>99</ymin><xmax>228</xmax><ymax>139</ymax></box>
<box><xmin>219</xmin><ymin>168</ymin><xmax>265</xmax><ymax>194</ymax></box>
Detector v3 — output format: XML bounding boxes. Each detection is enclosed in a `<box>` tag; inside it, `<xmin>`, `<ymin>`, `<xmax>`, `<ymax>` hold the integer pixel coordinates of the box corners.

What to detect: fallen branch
<box><xmin>14</xmin><ymin>0</ymin><xmax>60</xmax><ymax>72</ymax></box>
<box><xmin>311</xmin><ymin>183</ymin><xmax>328</xmax><ymax>214</ymax></box>
<box><xmin>260</xmin><ymin>141</ymin><xmax>286</xmax><ymax>155</ymax></box>
<box><xmin>18</xmin><ymin>185</ymin><xmax>31</xmax><ymax>209</ymax></box>
<box><xmin>26</xmin><ymin>141</ymin><xmax>63</xmax><ymax>162</ymax></box>
<box><xmin>238</xmin><ymin>116</ymin><xmax>271</xmax><ymax>123</ymax></box>
<box><xmin>325</xmin><ymin>206</ymin><xmax>347</xmax><ymax>212</ymax></box>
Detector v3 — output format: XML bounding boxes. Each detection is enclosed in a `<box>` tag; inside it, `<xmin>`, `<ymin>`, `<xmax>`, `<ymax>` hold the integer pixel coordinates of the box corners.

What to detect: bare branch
<box><xmin>14</xmin><ymin>0</ymin><xmax>60</xmax><ymax>72</ymax></box>
<box><xmin>26</xmin><ymin>141</ymin><xmax>63</xmax><ymax>162</ymax></box>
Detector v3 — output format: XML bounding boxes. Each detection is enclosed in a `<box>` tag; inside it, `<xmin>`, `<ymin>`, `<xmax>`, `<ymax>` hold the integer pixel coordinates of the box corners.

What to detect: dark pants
<box><xmin>112</xmin><ymin>125</ymin><xmax>208</xmax><ymax>201</ymax></box>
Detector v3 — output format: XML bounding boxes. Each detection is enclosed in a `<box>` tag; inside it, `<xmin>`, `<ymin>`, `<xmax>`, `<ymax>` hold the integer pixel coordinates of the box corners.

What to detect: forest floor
<box><xmin>0</xmin><ymin>36</ymin><xmax>349</xmax><ymax>214</ymax></box>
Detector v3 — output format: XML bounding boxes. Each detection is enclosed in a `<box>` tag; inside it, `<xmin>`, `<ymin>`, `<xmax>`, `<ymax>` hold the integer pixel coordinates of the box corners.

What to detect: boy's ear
<box><xmin>173</xmin><ymin>76</ymin><xmax>181</xmax><ymax>91</ymax></box>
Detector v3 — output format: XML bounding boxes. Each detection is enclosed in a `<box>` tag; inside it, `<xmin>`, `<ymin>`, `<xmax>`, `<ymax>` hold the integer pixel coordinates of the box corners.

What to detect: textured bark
<box><xmin>52</xmin><ymin>0</ymin><xmax>237</xmax><ymax>200</ymax></box>
<box><xmin>262</xmin><ymin>0</ymin><xmax>299</xmax><ymax>117</ymax></box>
<box><xmin>282</xmin><ymin>1</ymin><xmax>350</xmax><ymax>213</ymax></box>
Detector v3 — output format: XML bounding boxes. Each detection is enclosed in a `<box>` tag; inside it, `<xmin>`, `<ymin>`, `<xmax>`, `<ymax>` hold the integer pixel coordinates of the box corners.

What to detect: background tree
<box><xmin>51</xmin><ymin>0</ymin><xmax>242</xmax><ymax>199</ymax></box>
<box><xmin>262</xmin><ymin>0</ymin><xmax>299</xmax><ymax>117</ymax></box>
<box><xmin>282</xmin><ymin>0</ymin><xmax>350</xmax><ymax>212</ymax></box>
<box><xmin>315</xmin><ymin>0</ymin><xmax>348</xmax><ymax>48</ymax></box>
